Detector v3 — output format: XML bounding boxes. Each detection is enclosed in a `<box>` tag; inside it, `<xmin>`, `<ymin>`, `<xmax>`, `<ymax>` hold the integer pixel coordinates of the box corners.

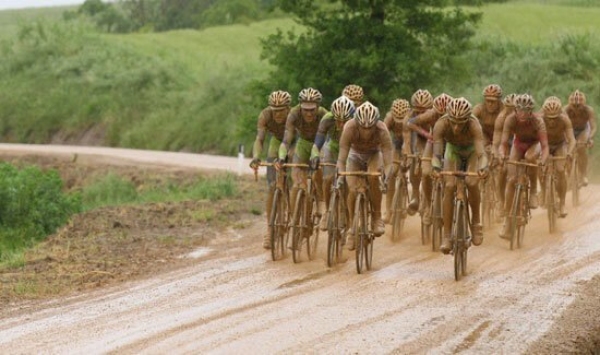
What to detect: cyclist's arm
<box><xmin>406</xmin><ymin>111</ymin><xmax>433</xmax><ymax>141</ymax></box>
<box><xmin>500</xmin><ymin>113</ymin><xmax>515</xmax><ymax>158</ymax></box>
<box><xmin>563</xmin><ymin>113</ymin><xmax>576</xmax><ymax>156</ymax></box>
<box><xmin>379</xmin><ymin>122</ymin><xmax>394</xmax><ymax>174</ymax></box>
<box><xmin>588</xmin><ymin>106</ymin><xmax>597</xmax><ymax>140</ymax></box>
<box><xmin>536</xmin><ymin>115</ymin><xmax>550</xmax><ymax>165</ymax></box>
<box><xmin>337</xmin><ymin>120</ymin><xmax>354</xmax><ymax>173</ymax></box>
<box><xmin>470</xmin><ymin>117</ymin><xmax>488</xmax><ymax>170</ymax></box>
<box><xmin>252</xmin><ymin>111</ymin><xmax>269</xmax><ymax>159</ymax></box>
<box><xmin>492</xmin><ymin>113</ymin><xmax>505</xmax><ymax>158</ymax></box>
<box><xmin>431</xmin><ymin>118</ymin><xmax>445</xmax><ymax>170</ymax></box>
<box><xmin>278</xmin><ymin>111</ymin><xmax>297</xmax><ymax>160</ymax></box>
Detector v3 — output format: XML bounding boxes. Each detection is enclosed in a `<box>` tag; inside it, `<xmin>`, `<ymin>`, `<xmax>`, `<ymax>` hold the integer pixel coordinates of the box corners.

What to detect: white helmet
<box><xmin>355</xmin><ymin>101</ymin><xmax>380</xmax><ymax>128</ymax></box>
<box><xmin>331</xmin><ymin>95</ymin><xmax>355</xmax><ymax>121</ymax></box>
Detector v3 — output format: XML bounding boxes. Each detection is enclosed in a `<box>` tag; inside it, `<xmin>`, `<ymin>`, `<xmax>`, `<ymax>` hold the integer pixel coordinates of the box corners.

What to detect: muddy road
<box><xmin>0</xmin><ymin>144</ymin><xmax>598</xmax><ymax>354</ymax></box>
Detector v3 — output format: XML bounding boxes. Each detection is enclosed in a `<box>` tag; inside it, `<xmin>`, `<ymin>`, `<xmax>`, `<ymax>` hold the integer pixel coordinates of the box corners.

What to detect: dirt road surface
<box><xmin>0</xmin><ymin>144</ymin><xmax>599</xmax><ymax>354</ymax></box>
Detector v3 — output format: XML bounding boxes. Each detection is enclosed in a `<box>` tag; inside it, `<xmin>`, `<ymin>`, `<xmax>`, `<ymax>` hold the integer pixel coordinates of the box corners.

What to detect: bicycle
<box><xmin>480</xmin><ymin>156</ymin><xmax>498</xmax><ymax>230</ymax></box>
<box><xmin>321</xmin><ymin>163</ymin><xmax>348</xmax><ymax>267</ymax></box>
<box><xmin>254</xmin><ymin>162</ymin><xmax>291</xmax><ymax>261</ymax></box>
<box><xmin>505</xmin><ymin>160</ymin><xmax>538</xmax><ymax>250</ymax></box>
<box><xmin>339</xmin><ymin>170</ymin><xmax>384</xmax><ymax>274</ymax></box>
<box><xmin>429</xmin><ymin>173</ymin><xmax>444</xmax><ymax>252</ymax></box>
<box><xmin>390</xmin><ymin>157</ymin><xmax>410</xmax><ymax>242</ymax></box>
<box><xmin>288</xmin><ymin>163</ymin><xmax>321</xmax><ymax>263</ymax></box>
<box><xmin>542</xmin><ymin>156</ymin><xmax>566</xmax><ymax>234</ymax></box>
<box><xmin>438</xmin><ymin>170</ymin><xmax>481</xmax><ymax>281</ymax></box>
<box><xmin>569</xmin><ymin>141</ymin><xmax>590</xmax><ymax>207</ymax></box>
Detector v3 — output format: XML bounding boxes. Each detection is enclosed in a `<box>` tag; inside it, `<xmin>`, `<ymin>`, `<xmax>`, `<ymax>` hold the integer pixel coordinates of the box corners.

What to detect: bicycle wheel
<box><xmin>327</xmin><ymin>192</ymin><xmax>340</xmax><ymax>267</ymax></box>
<box><xmin>391</xmin><ymin>177</ymin><xmax>407</xmax><ymax>242</ymax></box>
<box><xmin>307</xmin><ymin>192</ymin><xmax>319</xmax><ymax>260</ymax></box>
<box><xmin>355</xmin><ymin>194</ymin><xmax>367</xmax><ymax>274</ymax></box>
<box><xmin>431</xmin><ymin>181</ymin><xmax>443</xmax><ymax>252</ymax></box>
<box><xmin>547</xmin><ymin>174</ymin><xmax>556</xmax><ymax>234</ymax></box>
<box><xmin>571</xmin><ymin>156</ymin><xmax>580</xmax><ymax>207</ymax></box>
<box><xmin>365</xmin><ymin>211</ymin><xmax>374</xmax><ymax>271</ymax></box>
<box><xmin>270</xmin><ymin>189</ymin><xmax>283</xmax><ymax>261</ymax></box>
<box><xmin>419</xmin><ymin>187</ymin><xmax>430</xmax><ymax>245</ymax></box>
<box><xmin>516</xmin><ymin>187</ymin><xmax>528</xmax><ymax>249</ymax></box>
<box><xmin>453</xmin><ymin>201</ymin><xmax>466</xmax><ymax>281</ymax></box>
<box><xmin>291</xmin><ymin>189</ymin><xmax>305</xmax><ymax>264</ymax></box>
<box><xmin>509</xmin><ymin>185</ymin><xmax>521</xmax><ymax>251</ymax></box>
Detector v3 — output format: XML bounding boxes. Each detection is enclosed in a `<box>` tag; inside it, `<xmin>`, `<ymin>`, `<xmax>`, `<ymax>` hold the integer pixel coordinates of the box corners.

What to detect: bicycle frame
<box><xmin>542</xmin><ymin>156</ymin><xmax>566</xmax><ymax>234</ymax></box>
<box><xmin>288</xmin><ymin>163</ymin><xmax>320</xmax><ymax>263</ymax></box>
<box><xmin>506</xmin><ymin>160</ymin><xmax>538</xmax><ymax>250</ymax></box>
<box><xmin>390</xmin><ymin>157</ymin><xmax>410</xmax><ymax>242</ymax></box>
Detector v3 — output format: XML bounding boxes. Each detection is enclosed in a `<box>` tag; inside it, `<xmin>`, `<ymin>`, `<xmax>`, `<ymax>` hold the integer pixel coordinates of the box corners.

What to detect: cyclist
<box><xmin>406</xmin><ymin>93</ymin><xmax>453</xmax><ymax>225</ymax></box>
<box><xmin>540</xmin><ymin>96</ymin><xmax>575</xmax><ymax>217</ymax></box>
<box><xmin>564</xmin><ymin>90</ymin><xmax>596</xmax><ymax>187</ymax></box>
<box><xmin>249</xmin><ymin>90</ymin><xmax>292</xmax><ymax>249</ymax></box>
<box><xmin>492</xmin><ymin>93</ymin><xmax>518</xmax><ymax>218</ymax></box>
<box><xmin>474</xmin><ymin>84</ymin><xmax>504</xmax><ymax>149</ymax></box>
<box><xmin>309</xmin><ymin>95</ymin><xmax>356</xmax><ymax>230</ymax></box>
<box><xmin>342</xmin><ymin>84</ymin><xmax>364</xmax><ymax>107</ymax></box>
<box><xmin>428</xmin><ymin>97</ymin><xmax>488</xmax><ymax>254</ymax></box>
<box><xmin>337</xmin><ymin>102</ymin><xmax>393</xmax><ymax>250</ymax></box>
<box><xmin>406</xmin><ymin>89</ymin><xmax>434</xmax><ymax>216</ymax></box>
<box><xmin>278</xmin><ymin>87</ymin><xmax>329</xmax><ymax>246</ymax></box>
<box><xmin>498</xmin><ymin>94</ymin><xmax>549</xmax><ymax>239</ymax></box>
<box><xmin>382</xmin><ymin>98</ymin><xmax>412</xmax><ymax>223</ymax></box>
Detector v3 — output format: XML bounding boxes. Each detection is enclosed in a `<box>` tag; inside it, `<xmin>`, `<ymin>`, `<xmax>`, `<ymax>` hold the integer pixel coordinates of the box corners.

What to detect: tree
<box><xmin>257</xmin><ymin>0</ymin><xmax>483</xmax><ymax>107</ymax></box>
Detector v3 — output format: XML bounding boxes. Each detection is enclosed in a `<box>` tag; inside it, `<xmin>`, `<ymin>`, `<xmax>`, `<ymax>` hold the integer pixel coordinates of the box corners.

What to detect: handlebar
<box><xmin>438</xmin><ymin>171</ymin><xmax>481</xmax><ymax>178</ymax></box>
<box><xmin>338</xmin><ymin>171</ymin><xmax>382</xmax><ymax>177</ymax></box>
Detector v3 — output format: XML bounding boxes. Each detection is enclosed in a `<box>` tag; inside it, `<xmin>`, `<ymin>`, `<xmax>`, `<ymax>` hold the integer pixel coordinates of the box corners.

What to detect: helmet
<box><xmin>542</xmin><ymin>97</ymin><xmax>562</xmax><ymax>118</ymax></box>
<box><xmin>515</xmin><ymin>94</ymin><xmax>535</xmax><ymax>111</ymax></box>
<box><xmin>411</xmin><ymin>89</ymin><xmax>433</xmax><ymax>109</ymax></box>
<box><xmin>342</xmin><ymin>84</ymin><xmax>364</xmax><ymax>103</ymax></box>
<box><xmin>544</xmin><ymin>96</ymin><xmax>562</xmax><ymax>106</ymax></box>
<box><xmin>355</xmin><ymin>101</ymin><xmax>380</xmax><ymax>128</ymax></box>
<box><xmin>391</xmin><ymin>99</ymin><xmax>411</xmax><ymax>120</ymax></box>
<box><xmin>447</xmin><ymin>97</ymin><xmax>472</xmax><ymax>123</ymax></box>
<box><xmin>268</xmin><ymin>90</ymin><xmax>291</xmax><ymax>109</ymax></box>
<box><xmin>433</xmin><ymin>93</ymin><xmax>453</xmax><ymax>115</ymax></box>
<box><xmin>330</xmin><ymin>95</ymin><xmax>355</xmax><ymax>121</ymax></box>
<box><xmin>568</xmin><ymin>90</ymin><xmax>586</xmax><ymax>106</ymax></box>
<box><xmin>482</xmin><ymin>84</ymin><xmax>503</xmax><ymax>98</ymax></box>
<box><xmin>502</xmin><ymin>93</ymin><xmax>518</xmax><ymax>107</ymax></box>
<box><xmin>298</xmin><ymin>87</ymin><xmax>322</xmax><ymax>109</ymax></box>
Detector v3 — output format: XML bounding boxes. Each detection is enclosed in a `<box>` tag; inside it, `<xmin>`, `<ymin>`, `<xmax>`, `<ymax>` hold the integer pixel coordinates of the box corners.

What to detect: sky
<box><xmin>0</xmin><ymin>1</ymin><xmax>94</xmax><ymax>10</ymax></box>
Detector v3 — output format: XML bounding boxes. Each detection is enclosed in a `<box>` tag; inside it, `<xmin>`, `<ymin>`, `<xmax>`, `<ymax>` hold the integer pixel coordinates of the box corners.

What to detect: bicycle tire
<box><xmin>355</xmin><ymin>194</ymin><xmax>366</xmax><ymax>274</ymax></box>
<box><xmin>270</xmin><ymin>190</ymin><xmax>283</xmax><ymax>261</ymax></box>
<box><xmin>307</xmin><ymin>192</ymin><xmax>319</xmax><ymax>260</ymax></box>
<box><xmin>517</xmin><ymin>186</ymin><xmax>528</xmax><ymax>249</ymax></box>
<box><xmin>571</xmin><ymin>156</ymin><xmax>580</xmax><ymax>207</ymax></box>
<box><xmin>391</xmin><ymin>176</ymin><xmax>407</xmax><ymax>242</ymax></box>
<box><xmin>509</xmin><ymin>185</ymin><xmax>521</xmax><ymax>251</ymax></box>
<box><xmin>291</xmin><ymin>189</ymin><xmax>305</xmax><ymax>263</ymax></box>
<box><xmin>547</xmin><ymin>173</ymin><xmax>556</xmax><ymax>234</ymax></box>
<box><xmin>419</xmin><ymin>187</ymin><xmax>430</xmax><ymax>245</ymax></box>
<box><xmin>431</xmin><ymin>181</ymin><xmax>443</xmax><ymax>252</ymax></box>
<box><xmin>327</xmin><ymin>192</ymin><xmax>339</xmax><ymax>267</ymax></box>
<box><xmin>453</xmin><ymin>201</ymin><xmax>466</xmax><ymax>281</ymax></box>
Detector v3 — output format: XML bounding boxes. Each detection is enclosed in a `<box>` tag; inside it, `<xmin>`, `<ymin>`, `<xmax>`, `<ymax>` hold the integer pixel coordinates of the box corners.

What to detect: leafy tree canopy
<box><xmin>258</xmin><ymin>0</ymin><xmax>483</xmax><ymax>108</ymax></box>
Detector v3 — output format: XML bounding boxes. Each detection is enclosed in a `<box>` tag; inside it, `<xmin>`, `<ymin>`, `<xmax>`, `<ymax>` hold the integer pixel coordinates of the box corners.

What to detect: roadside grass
<box><xmin>81</xmin><ymin>172</ymin><xmax>238</xmax><ymax>210</ymax></box>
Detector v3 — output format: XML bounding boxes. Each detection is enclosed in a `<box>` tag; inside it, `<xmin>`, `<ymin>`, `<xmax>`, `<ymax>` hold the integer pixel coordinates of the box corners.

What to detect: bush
<box><xmin>0</xmin><ymin>163</ymin><xmax>82</xmax><ymax>260</ymax></box>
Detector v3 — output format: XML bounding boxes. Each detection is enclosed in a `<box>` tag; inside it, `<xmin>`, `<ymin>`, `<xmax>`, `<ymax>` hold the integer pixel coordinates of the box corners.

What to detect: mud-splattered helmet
<box><xmin>342</xmin><ymin>84</ymin><xmax>364</xmax><ymax>104</ymax></box>
<box><xmin>542</xmin><ymin>97</ymin><xmax>563</xmax><ymax>118</ymax></box>
<box><xmin>447</xmin><ymin>97</ymin><xmax>472</xmax><ymax>123</ymax></box>
<box><xmin>568</xmin><ymin>90</ymin><xmax>586</xmax><ymax>106</ymax></box>
<box><xmin>268</xmin><ymin>90</ymin><xmax>291</xmax><ymax>109</ymax></box>
<box><xmin>298</xmin><ymin>87</ymin><xmax>322</xmax><ymax>109</ymax></box>
<box><xmin>482</xmin><ymin>84</ymin><xmax>503</xmax><ymax>99</ymax></box>
<box><xmin>331</xmin><ymin>95</ymin><xmax>355</xmax><ymax>122</ymax></box>
<box><xmin>515</xmin><ymin>94</ymin><xmax>535</xmax><ymax>111</ymax></box>
<box><xmin>391</xmin><ymin>99</ymin><xmax>411</xmax><ymax>121</ymax></box>
<box><xmin>433</xmin><ymin>93</ymin><xmax>453</xmax><ymax>115</ymax></box>
<box><xmin>355</xmin><ymin>101</ymin><xmax>380</xmax><ymax>128</ymax></box>
<box><xmin>411</xmin><ymin>89</ymin><xmax>433</xmax><ymax>109</ymax></box>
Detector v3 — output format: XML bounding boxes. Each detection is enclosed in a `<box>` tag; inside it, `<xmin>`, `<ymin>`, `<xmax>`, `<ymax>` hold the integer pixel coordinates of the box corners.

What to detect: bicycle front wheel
<box><xmin>327</xmin><ymin>192</ymin><xmax>341</xmax><ymax>267</ymax></box>
<box><xmin>307</xmin><ymin>192</ymin><xmax>319</xmax><ymax>260</ymax></box>
<box><xmin>355</xmin><ymin>194</ymin><xmax>368</xmax><ymax>274</ymax></box>
<box><xmin>453</xmin><ymin>201</ymin><xmax>467</xmax><ymax>281</ymax></box>
<box><xmin>431</xmin><ymin>182</ymin><xmax>443</xmax><ymax>252</ymax></box>
<box><xmin>291</xmin><ymin>189</ymin><xmax>306</xmax><ymax>264</ymax></box>
<box><xmin>391</xmin><ymin>177</ymin><xmax>407</xmax><ymax>242</ymax></box>
<box><xmin>570</xmin><ymin>157</ymin><xmax>580</xmax><ymax>207</ymax></box>
<box><xmin>509</xmin><ymin>185</ymin><xmax>521</xmax><ymax>251</ymax></box>
<box><xmin>547</xmin><ymin>175</ymin><xmax>557</xmax><ymax>234</ymax></box>
<box><xmin>270</xmin><ymin>189</ymin><xmax>284</xmax><ymax>261</ymax></box>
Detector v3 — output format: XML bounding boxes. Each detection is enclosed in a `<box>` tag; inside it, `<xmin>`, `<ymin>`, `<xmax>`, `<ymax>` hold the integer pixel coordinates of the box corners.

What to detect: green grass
<box><xmin>476</xmin><ymin>3</ymin><xmax>600</xmax><ymax>44</ymax></box>
<box><xmin>81</xmin><ymin>172</ymin><xmax>238</xmax><ymax>210</ymax></box>
<box><xmin>0</xmin><ymin>5</ymin><xmax>74</xmax><ymax>39</ymax></box>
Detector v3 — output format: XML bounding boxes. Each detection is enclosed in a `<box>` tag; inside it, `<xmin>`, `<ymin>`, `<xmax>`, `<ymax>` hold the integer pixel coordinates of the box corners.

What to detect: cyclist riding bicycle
<box><xmin>309</xmin><ymin>95</ymin><xmax>356</xmax><ymax>230</ymax></box>
<box><xmin>474</xmin><ymin>84</ymin><xmax>504</xmax><ymax>149</ymax></box>
<box><xmin>539</xmin><ymin>96</ymin><xmax>576</xmax><ymax>217</ymax></box>
<box><xmin>278</xmin><ymin>88</ymin><xmax>329</xmax><ymax>242</ymax></box>
<box><xmin>382</xmin><ymin>98</ymin><xmax>412</xmax><ymax>223</ymax></box>
<box><xmin>342</xmin><ymin>84</ymin><xmax>364</xmax><ymax>107</ymax></box>
<box><xmin>249</xmin><ymin>90</ymin><xmax>292</xmax><ymax>249</ymax></box>
<box><xmin>337</xmin><ymin>102</ymin><xmax>394</xmax><ymax>250</ymax></box>
<box><xmin>428</xmin><ymin>97</ymin><xmax>488</xmax><ymax>254</ymax></box>
<box><xmin>498</xmin><ymin>94</ymin><xmax>549</xmax><ymax>239</ymax></box>
<box><xmin>564</xmin><ymin>90</ymin><xmax>596</xmax><ymax>187</ymax></box>
<box><xmin>405</xmin><ymin>89</ymin><xmax>434</xmax><ymax>216</ymax></box>
<box><xmin>406</xmin><ymin>92</ymin><xmax>453</xmax><ymax>225</ymax></box>
<box><xmin>492</xmin><ymin>93</ymin><xmax>518</xmax><ymax>218</ymax></box>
